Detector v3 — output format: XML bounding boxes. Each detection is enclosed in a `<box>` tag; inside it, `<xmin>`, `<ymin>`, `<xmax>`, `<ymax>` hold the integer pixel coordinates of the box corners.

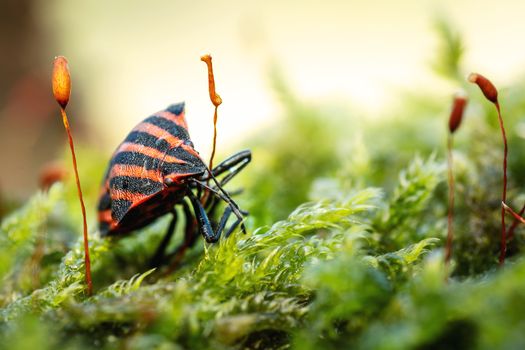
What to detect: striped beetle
<box><xmin>97</xmin><ymin>102</ymin><xmax>250</xmax><ymax>267</ymax></box>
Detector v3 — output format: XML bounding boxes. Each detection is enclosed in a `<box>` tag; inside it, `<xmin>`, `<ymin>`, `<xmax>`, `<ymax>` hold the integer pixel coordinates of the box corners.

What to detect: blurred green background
<box><xmin>2</xmin><ymin>0</ymin><xmax>525</xmax><ymax>203</ymax></box>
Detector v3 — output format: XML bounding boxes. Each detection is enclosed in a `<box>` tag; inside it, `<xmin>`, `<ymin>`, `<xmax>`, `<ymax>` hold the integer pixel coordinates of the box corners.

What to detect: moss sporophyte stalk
<box><xmin>201</xmin><ymin>53</ymin><xmax>223</xmax><ymax>173</ymax></box>
<box><xmin>468</xmin><ymin>73</ymin><xmax>508</xmax><ymax>265</ymax></box>
<box><xmin>52</xmin><ymin>56</ymin><xmax>92</xmax><ymax>295</ymax></box>
<box><xmin>446</xmin><ymin>93</ymin><xmax>467</xmax><ymax>267</ymax></box>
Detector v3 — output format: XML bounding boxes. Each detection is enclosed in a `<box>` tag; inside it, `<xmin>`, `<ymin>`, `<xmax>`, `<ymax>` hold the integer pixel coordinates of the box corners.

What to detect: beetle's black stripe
<box><xmin>166</xmin><ymin>146</ymin><xmax>203</xmax><ymax>164</ymax></box>
<box><xmin>144</xmin><ymin>116</ymin><xmax>190</xmax><ymax>140</ymax></box>
<box><xmin>124</xmin><ymin>131</ymin><xmax>171</xmax><ymax>152</ymax></box>
<box><xmin>111</xmin><ymin>152</ymin><xmax>164</xmax><ymax>170</ymax></box>
<box><xmin>166</xmin><ymin>103</ymin><xmax>184</xmax><ymax>115</ymax></box>
<box><xmin>163</xmin><ymin>161</ymin><xmax>205</xmax><ymax>177</ymax></box>
<box><xmin>111</xmin><ymin>199</ymin><xmax>133</xmax><ymax>222</ymax></box>
<box><xmin>110</xmin><ymin>152</ymin><xmax>205</xmax><ymax>175</ymax></box>
<box><xmin>122</xmin><ymin>132</ymin><xmax>201</xmax><ymax>163</ymax></box>
<box><xmin>109</xmin><ymin>176</ymin><xmax>163</xmax><ymax>195</ymax></box>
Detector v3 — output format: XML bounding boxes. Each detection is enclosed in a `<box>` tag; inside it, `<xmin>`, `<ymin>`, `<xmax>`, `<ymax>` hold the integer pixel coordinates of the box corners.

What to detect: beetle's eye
<box><xmin>165</xmin><ymin>178</ymin><xmax>174</xmax><ymax>186</ymax></box>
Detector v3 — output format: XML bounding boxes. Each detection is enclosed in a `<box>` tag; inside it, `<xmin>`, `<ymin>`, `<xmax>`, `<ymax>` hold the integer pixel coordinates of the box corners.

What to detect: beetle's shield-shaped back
<box><xmin>98</xmin><ymin>102</ymin><xmax>206</xmax><ymax>234</ymax></box>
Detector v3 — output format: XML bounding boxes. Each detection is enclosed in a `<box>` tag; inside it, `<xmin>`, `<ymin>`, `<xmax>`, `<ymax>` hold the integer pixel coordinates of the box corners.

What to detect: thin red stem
<box><xmin>200</xmin><ymin>107</ymin><xmax>218</xmax><ymax>205</ymax></box>
<box><xmin>445</xmin><ymin>135</ymin><xmax>455</xmax><ymax>266</ymax></box>
<box><xmin>60</xmin><ymin>108</ymin><xmax>92</xmax><ymax>295</ymax></box>
<box><xmin>496</xmin><ymin>102</ymin><xmax>508</xmax><ymax>266</ymax></box>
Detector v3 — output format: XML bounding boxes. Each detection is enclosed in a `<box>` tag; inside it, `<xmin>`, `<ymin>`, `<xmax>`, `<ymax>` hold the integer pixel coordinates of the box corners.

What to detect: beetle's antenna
<box><xmin>201</xmin><ymin>54</ymin><xmax>222</xmax><ymax>172</ymax></box>
<box><xmin>193</xmin><ymin>179</ymin><xmax>234</xmax><ymax>206</ymax></box>
<box><xmin>192</xmin><ymin>177</ymin><xmax>245</xmax><ymax>222</ymax></box>
<box><xmin>191</xmin><ymin>165</ymin><xmax>246</xmax><ymax>228</ymax></box>
<box><xmin>52</xmin><ymin>56</ymin><xmax>92</xmax><ymax>296</ymax></box>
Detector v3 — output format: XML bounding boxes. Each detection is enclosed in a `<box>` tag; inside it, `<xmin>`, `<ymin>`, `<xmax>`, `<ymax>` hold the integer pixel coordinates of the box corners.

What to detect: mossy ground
<box><xmin>3</xmin><ymin>23</ymin><xmax>525</xmax><ymax>349</ymax></box>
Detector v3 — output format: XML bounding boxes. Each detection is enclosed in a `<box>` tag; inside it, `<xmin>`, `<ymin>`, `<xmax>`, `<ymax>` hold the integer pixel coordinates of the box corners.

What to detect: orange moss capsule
<box><xmin>200</xmin><ymin>54</ymin><xmax>223</xmax><ymax>173</ymax></box>
<box><xmin>52</xmin><ymin>56</ymin><xmax>71</xmax><ymax>108</ymax></box>
<box><xmin>468</xmin><ymin>73</ymin><xmax>498</xmax><ymax>104</ymax></box>
<box><xmin>448</xmin><ymin>93</ymin><xmax>468</xmax><ymax>134</ymax></box>
<box><xmin>200</xmin><ymin>54</ymin><xmax>222</xmax><ymax>107</ymax></box>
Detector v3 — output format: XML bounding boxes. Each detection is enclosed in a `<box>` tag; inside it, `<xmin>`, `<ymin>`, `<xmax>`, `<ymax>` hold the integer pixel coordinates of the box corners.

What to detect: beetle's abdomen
<box><xmin>98</xmin><ymin>102</ymin><xmax>206</xmax><ymax>236</ymax></box>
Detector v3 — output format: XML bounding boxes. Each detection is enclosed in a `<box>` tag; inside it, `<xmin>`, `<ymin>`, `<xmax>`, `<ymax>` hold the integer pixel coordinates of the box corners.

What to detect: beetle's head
<box><xmin>164</xmin><ymin>170</ymin><xmax>205</xmax><ymax>188</ymax></box>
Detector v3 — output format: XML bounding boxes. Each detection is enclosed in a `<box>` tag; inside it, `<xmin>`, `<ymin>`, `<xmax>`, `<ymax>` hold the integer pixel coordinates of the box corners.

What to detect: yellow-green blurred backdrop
<box><xmin>2</xmin><ymin>0</ymin><xmax>525</xmax><ymax>199</ymax></box>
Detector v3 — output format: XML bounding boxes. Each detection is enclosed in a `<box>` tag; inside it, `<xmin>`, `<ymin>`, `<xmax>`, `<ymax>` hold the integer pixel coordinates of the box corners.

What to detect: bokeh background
<box><xmin>2</xmin><ymin>0</ymin><xmax>525</xmax><ymax>201</ymax></box>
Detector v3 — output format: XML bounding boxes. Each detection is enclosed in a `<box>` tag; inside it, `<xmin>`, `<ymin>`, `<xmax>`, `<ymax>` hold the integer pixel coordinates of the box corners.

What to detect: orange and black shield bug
<box><xmin>98</xmin><ymin>102</ymin><xmax>251</xmax><ymax>267</ymax></box>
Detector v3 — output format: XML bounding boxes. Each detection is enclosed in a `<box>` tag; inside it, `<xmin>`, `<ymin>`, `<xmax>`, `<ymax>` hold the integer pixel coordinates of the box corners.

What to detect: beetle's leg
<box><xmin>192</xmin><ymin>178</ymin><xmax>245</xmax><ymax>220</ymax></box>
<box><xmin>206</xmin><ymin>195</ymin><xmax>248</xmax><ymax>225</ymax></box>
<box><xmin>187</xmin><ymin>189</ymin><xmax>239</xmax><ymax>243</ymax></box>
<box><xmin>180</xmin><ymin>199</ymin><xmax>200</xmax><ymax>249</ymax></box>
<box><xmin>201</xmin><ymin>150</ymin><xmax>251</xmax><ymax>212</ymax></box>
<box><xmin>216</xmin><ymin>206</ymin><xmax>243</xmax><ymax>238</ymax></box>
<box><xmin>187</xmin><ymin>189</ymin><xmax>219</xmax><ymax>243</ymax></box>
<box><xmin>149</xmin><ymin>209</ymin><xmax>177</xmax><ymax>268</ymax></box>
<box><xmin>196</xmin><ymin>181</ymin><xmax>203</xmax><ymax>199</ymax></box>
<box><xmin>164</xmin><ymin>200</ymin><xmax>199</xmax><ymax>274</ymax></box>
<box><xmin>203</xmin><ymin>203</ymin><xmax>243</xmax><ymax>239</ymax></box>
<box><xmin>208</xmin><ymin>150</ymin><xmax>251</xmax><ymax>186</ymax></box>
<box><xmin>191</xmin><ymin>179</ymin><xmax>247</xmax><ymax>234</ymax></box>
